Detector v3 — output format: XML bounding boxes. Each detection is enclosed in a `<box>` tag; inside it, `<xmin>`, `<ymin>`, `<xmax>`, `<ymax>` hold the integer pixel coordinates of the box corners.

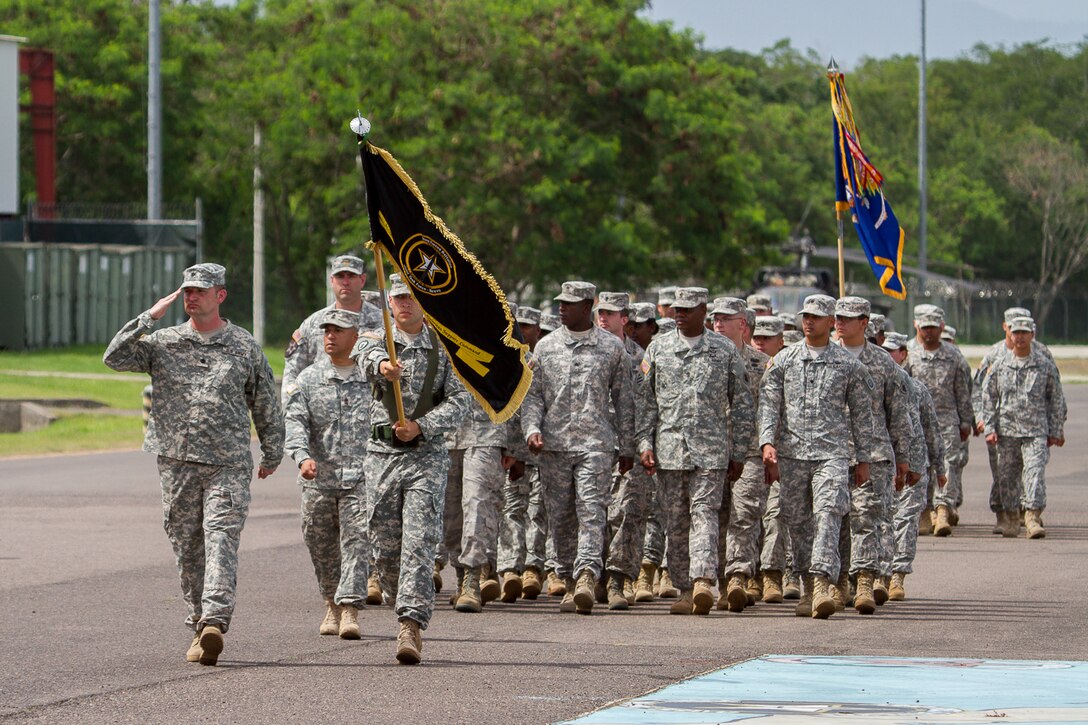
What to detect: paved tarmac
<box><xmin>1</xmin><ymin>388</ymin><xmax>1085</xmax><ymax>724</ymax></box>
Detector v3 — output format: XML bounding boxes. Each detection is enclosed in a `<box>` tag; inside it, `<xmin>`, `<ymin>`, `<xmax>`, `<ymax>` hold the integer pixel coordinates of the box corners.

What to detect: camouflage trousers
<box><xmin>301</xmin><ymin>483</ymin><xmax>369</xmax><ymax>608</ymax></box>
<box><xmin>719</xmin><ymin>457</ymin><xmax>768</xmax><ymax>579</ymax></box>
<box><xmin>443</xmin><ymin>447</ymin><xmax>503</xmax><ymax>570</ymax></box>
<box><xmin>891</xmin><ymin>470</ymin><xmax>929</xmax><ymax>574</ymax></box>
<box><xmin>656</xmin><ymin>468</ymin><xmax>726</xmax><ymax>592</ymax></box>
<box><xmin>364</xmin><ymin>448</ymin><xmax>449</xmax><ymax>630</ymax></box>
<box><xmin>760</xmin><ymin>479</ymin><xmax>795</xmax><ymax>574</ymax></box>
<box><xmin>839</xmin><ymin>460</ymin><xmax>894</xmax><ymax>576</ymax></box>
<box><xmin>641</xmin><ymin>480</ymin><xmax>666</xmax><ymax>567</ymax></box>
<box><xmin>932</xmin><ymin>427</ymin><xmax>964</xmax><ymax>510</ymax></box>
<box><xmin>605</xmin><ymin>460</ymin><xmax>653</xmax><ymax>580</ymax></box>
<box><xmin>538</xmin><ymin>450</ymin><xmax>613</xmax><ymax>580</ymax></box>
<box><xmin>157</xmin><ymin>456</ymin><xmax>251</xmax><ymax>633</ymax></box>
<box><xmin>497</xmin><ymin>464</ymin><xmax>549</xmax><ymax>574</ymax></box>
<box><xmin>996</xmin><ymin>436</ymin><xmax>1049</xmax><ymax>511</ymax></box>
<box><xmin>956</xmin><ymin>439</ymin><xmax>970</xmax><ymax>507</ymax></box>
<box><xmin>986</xmin><ymin>440</ymin><xmax>1002</xmax><ymax>512</ymax></box>
<box><xmin>778</xmin><ymin>457</ymin><xmax>850</xmax><ymax>581</ymax></box>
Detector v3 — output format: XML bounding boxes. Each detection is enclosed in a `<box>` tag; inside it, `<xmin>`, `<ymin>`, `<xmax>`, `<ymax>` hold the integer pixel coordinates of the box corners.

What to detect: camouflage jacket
<box><xmin>521</xmin><ymin>326</ymin><xmax>635</xmax><ymax>455</ymax></box>
<box><xmin>281</xmin><ymin>301</ymin><xmax>383</xmax><ymax>404</ymax></box>
<box><xmin>847</xmin><ymin>342</ymin><xmax>914</xmax><ymax>466</ymax></box>
<box><xmin>905</xmin><ymin>340</ymin><xmax>974</xmax><ymax>435</ymax></box>
<box><xmin>636</xmin><ymin>330</ymin><xmax>755</xmax><ymax>470</ymax></box>
<box><xmin>757</xmin><ymin>341</ymin><xmax>875</xmax><ymax>462</ymax></box>
<box><xmin>103</xmin><ymin>311</ymin><xmax>283</xmax><ymax>469</ymax></box>
<box><xmin>972</xmin><ymin>339</ymin><xmax>1057</xmax><ymax>420</ymax></box>
<box><xmin>356</xmin><ymin>324</ymin><xmax>470</xmax><ymax>455</ymax></box>
<box><xmin>447</xmin><ymin>398</ymin><xmax>514</xmax><ymax>450</ymax></box>
<box><xmin>909</xmin><ymin>375</ymin><xmax>946</xmax><ymax>476</ymax></box>
<box><xmin>283</xmin><ymin>356</ymin><xmax>370</xmax><ymax>489</ymax></box>
<box><xmin>982</xmin><ymin>349</ymin><xmax>1066</xmax><ymax>439</ymax></box>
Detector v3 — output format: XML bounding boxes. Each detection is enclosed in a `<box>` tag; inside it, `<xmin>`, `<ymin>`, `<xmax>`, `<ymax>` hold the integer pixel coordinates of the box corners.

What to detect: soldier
<box><xmin>283</xmin><ymin>309</ymin><xmax>369</xmax><ymax>639</ymax></box>
<box><xmin>982</xmin><ymin>316</ymin><xmax>1066</xmax><ymax>539</ymax></box>
<box><xmin>941</xmin><ymin>325</ymin><xmax>957</xmax><ymax>344</ymax></box>
<box><xmin>540</xmin><ymin>313</ymin><xmax>559</xmax><ymax>336</ymax></box>
<box><xmin>747</xmin><ymin>294</ymin><xmax>773</xmax><ymax>316</ymax></box>
<box><xmin>752</xmin><ymin>315</ymin><xmax>785</xmax><ymax>358</ymax></box>
<box><xmin>866</xmin><ymin>314</ymin><xmax>886</xmax><ymax>346</ymax></box>
<box><xmin>783</xmin><ymin>329</ymin><xmax>804</xmax><ymax>346</ymax></box>
<box><xmin>638</xmin><ymin>288</ymin><xmax>755</xmax><ymax>615</ymax></box>
<box><xmin>758</xmin><ymin>294</ymin><xmax>875</xmax><ymax>620</ymax></box>
<box><xmin>282</xmin><ymin>254</ymin><xmax>382</xmax><ymax>405</ymax></box>
<box><xmin>103</xmin><ymin>263</ymin><xmax>283</xmax><ymax>665</ymax></box>
<box><xmin>521</xmin><ymin>281</ymin><xmax>635</xmax><ymax>614</ymax></box>
<box><xmin>710</xmin><ymin>297</ymin><xmax>769</xmax><ymax>611</ymax></box>
<box><xmin>356</xmin><ymin>274</ymin><xmax>470</xmax><ymax>664</ymax></box>
<box><xmin>657</xmin><ymin>286</ymin><xmax>677</xmax><ymax>319</ymax></box>
<box><xmin>779</xmin><ymin>312</ymin><xmax>799</xmax><ymax>332</ymax></box>
<box><xmin>625</xmin><ymin>303</ymin><xmax>659</xmax><ymax>351</ymax></box>
<box><xmin>905</xmin><ymin>305</ymin><xmax>974</xmax><ymax>537</ymax></box>
<box><xmin>833</xmin><ymin>297</ymin><xmax>915</xmax><ymax>614</ymax></box>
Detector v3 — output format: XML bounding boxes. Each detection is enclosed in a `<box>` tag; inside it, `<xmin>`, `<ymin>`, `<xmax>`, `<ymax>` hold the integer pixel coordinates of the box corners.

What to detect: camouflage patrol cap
<box><xmin>319</xmin><ymin>308</ymin><xmax>360</xmax><ymax>329</ymax></box>
<box><xmin>783</xmin><ymin>329</ymin><xmax>804</xmax><ymax>346</ymax></box>
<box><xmin>747</xmin><ymin>293</ymin><xmax>773</xmax><ymax>312</ymax></box>
<box><xmin>516</xmin><ymin>306</ymin><xmax>542</xmax><ymax>326</ymax></box>
<box><xmin>362</xmin><ymin>290</ymin><xmax>381</xmax><ymax>306</ymax></box>
<box><xmin>1004</xmin><ymin>307</ymin><xmax>1032</xmax><ymax>324</ymax></box>
<box><xmin>710</xmin><ymin>297</ymin><xmax>746</xmax><ymax>317</ymax></box>
<box><xmin>671</xmin><ymin>287</ymin><xmax>709</xmax><ymax>309</ymax></box>
<box><xmin>800</xmin><ymin>294</ymin><xmax>836</xmax><ymax>317</ymax></box>
<box><xmin>657</xmin><ymin>318</ymin><xmax>677</xmax><ymax>335</ymax></box>
<box><xmin>881</xmin><ymin>332</ymin><xmax>910</xmax><ymax>351</ymax></box>
<box><xmin>835</xmin><ymin>296</ymin><xmax>871</xmax><ymax>318</ymax></box>
<box><xmin>540</xmin><ymin>313</ymin><xmax>560</xmax><ymax>332</ymax></box>
<box><xmin>745</xmin><ymin>307</ymin><xmax>756</xmax><ymax>329</ymax></box>
<box><xmin>753</xmin><ymin>315</ymin><xmax>785</xmax><ymax>337</ymax></box>
<box><xmin>940</xmin><ymin>324</ymin><xmax>957</xmax><ymax>342</ymax></box>
<box><xmin>779</xmin><ymin>312</ymin><xmax>798</xmax><ymax>331</ymax></box>
<box><xmin>630</xmin><ymin>302</ymin><xmax>657</xmax><ymax>324</ymax></box>
<box><xmin>330</xmin><ymin>255</ymin><xmax>365</xmax><ymax>275</ymax></box>
<box><xmin>595</xmin><ymin>291</ymin><xmax>630</xmax><ymax>313</ymax></box>
<box><xmin>388</xmin><ymin>273</ymin><xmax>411</xmax><ymax>297</ymax></box>
<box><xmin>867</xmin><ymin>313</ymin><xmax>886</xmax><ymax>336</ymax></box>
<box><xmin>180</xmin><ymin>263</ymin><xmax>226</xmax><ymax>289</ymax></box>
<box><xmin>658</xmin><ymin>286</ymin><xmax>677</xmax><ymax>307</ymax></box>
<box><xmin>1008</xmin><ymin>316</ymin><xmax>1035</xmax><ymax>333</ymax></box>
<box><xmin>554</xmin><ymin>280</ymin><xmax>596</xmax><ymax>303</ymax></box>
<box><xmin>915</xmin><ymin>304</ymin><xmax>944</xmax><ymax>328</ymax></box>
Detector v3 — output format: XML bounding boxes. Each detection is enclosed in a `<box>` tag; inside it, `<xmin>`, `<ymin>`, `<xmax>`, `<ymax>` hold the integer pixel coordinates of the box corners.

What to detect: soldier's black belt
<box><xmin>371</xmin><ymin>424</ymin><xmax>420</xmax><ymax>449</ymax></box>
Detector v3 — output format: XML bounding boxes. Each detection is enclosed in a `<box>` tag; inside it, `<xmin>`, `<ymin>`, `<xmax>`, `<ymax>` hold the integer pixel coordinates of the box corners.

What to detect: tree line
<box><xmin>5</xmin><ymin>0</ymin><xmax>1087</xmax><ymax>339</ymax></box>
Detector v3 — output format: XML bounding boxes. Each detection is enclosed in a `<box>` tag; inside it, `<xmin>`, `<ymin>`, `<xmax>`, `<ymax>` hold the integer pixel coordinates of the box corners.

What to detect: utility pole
<box><xmin>253</xmin><ymin>124</ymin><xmax>265</xmax><ymax>346</ymax></box>
<box><xmin>147</xmin><ymin>0</ymin><xmax>162</xmax><ymax>220</ymax></box>
<box><xmin>918</xmin><ymin>0</ymin><xmax>928</xmax><ymax>289</ymax></box>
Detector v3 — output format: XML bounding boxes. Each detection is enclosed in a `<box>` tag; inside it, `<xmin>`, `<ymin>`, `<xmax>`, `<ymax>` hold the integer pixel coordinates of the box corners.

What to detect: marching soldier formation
<box><xmin>105</xmin><ymin>261</ymin><xmax>1068</xmax><ymax>667</ymax></box>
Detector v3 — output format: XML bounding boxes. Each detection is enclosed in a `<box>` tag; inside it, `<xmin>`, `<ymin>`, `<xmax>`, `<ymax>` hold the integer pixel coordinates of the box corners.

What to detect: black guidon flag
<box><xmin>359</xmin><ymin>140</ymin><xmax>532</xmax><ymax>423</ymax></box>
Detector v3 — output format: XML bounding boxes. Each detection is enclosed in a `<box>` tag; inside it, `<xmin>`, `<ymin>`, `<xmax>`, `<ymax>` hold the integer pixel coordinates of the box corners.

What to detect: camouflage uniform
<box><xmin>982</xmin><ymin>345</ymin><xmax>1066</xmax><ymax>513</ymax></box>
<box><xmin>521</xmin><ymin>321</ymin><xmax>635</xmax><ymax>582</ymax></box>
<box><xmin>104</xmin><ymin>307</ymin><xmax>283</xmax><ymax>633</ymax></box>
<box><xmin>637</xmin><ymin>321</ymin><xmax>755</xmax><ymax>592</ymax></box>
<box><xmin>283</xmin><ymin>355</ymin><xmax>370</xmax><ymax>608</ymax></box>
<box><xmin>758</xmin><ymin>337</ymin><xmax>875</xmax><ymax>582</ymax></box>
<box><xmin>894</xmin><ymin>373</ymin><xmax>945</xmax><ymax>573</ymax></box>
<box><xmin>357</xmin><ymin>325</ymin><xmax>470</xmax><ymax>629</ymax></box>
<box><xmin>282</xmin><ymin>301</ymin><xmax>382</xmax><ymax>404</ymax></box>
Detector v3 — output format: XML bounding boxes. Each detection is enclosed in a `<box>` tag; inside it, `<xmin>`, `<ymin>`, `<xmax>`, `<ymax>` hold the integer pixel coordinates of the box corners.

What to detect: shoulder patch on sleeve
<box><xmin>283</xmin><ymin>382</ymin><xmax>299</xmax><ymax>399</ymax></box>
<box><xmin>361</xmin><ymin>330</ymin><xmax>382</xmax><ymax>341</ymax></box>
<box><xmin>284</xmin><ymin>329</ymin><xmax>303</xmax><ymax>358</ymax></box>
<box><xmin>640</xmin><ymin>357</ymin><xmax>651</xmax><ymax>376</ymax></box>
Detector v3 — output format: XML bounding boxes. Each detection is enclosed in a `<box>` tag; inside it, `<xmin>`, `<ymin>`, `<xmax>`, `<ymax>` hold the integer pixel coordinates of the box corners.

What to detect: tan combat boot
<box><xmin>934</xmin><ymin>505</ymin><xmax>952</xmax><ymax>537</ymax></box>
<box><xmin>521</xmin><ymin>567</ymin><xmax>543</xmax><ymax>599</ymax></box>
<box><xmin>762</xmin><ymin>570</ymin><xmax>784</xmax><ymax>603</ymax></box>
<box><xmin>449</xmin><ymin>567</ymin><xmax>465</xmax><ymax>607</ymax></box>
<box><xmin>185</xmin><ymin>634</ymin><xmax>202</xmax><ymax>663</ymax></box>
<box><xmin>366</xmin><ymin>570</ymin><xmax>383</xmax><ymax>605</ymax></box>
<box><xmin>573</xmin><ymin>570</ymin><xmax>596</xmax><ymax>614</ymax></box>
<box><xmin>339</xmin><ymin>606</ymin><xmax>361</xmax><ymax>640</ymax></box>
<box><xmin>658</xmin><ymin>569</ymin><xmax>680</xmax><ymax>598</ymax></box>
<box><xmin>395</xmin><ymin>619</ymin><xmax>422</xmax><ymax>665</ymax></box>
<box><xmin>1000</xmin><ymin>510</ymin><xmax>1020</xmax><ymax>538</ymax></box>
<box><xmin>606</xmin><ymin>573</ymin><xmax>629</xmax><ymax>611</ymax></box>
<box><xmin>547</xmin><ymin>570</ymin><xmax>567</xmax><ymax>597</ymax></box>
<box><xmin>692</xmin><ymin>578</ymin><xmax>714</xmax><ymax>615</ymax></box>
<box><xmin>197</xmin><ymin>624</ymin><xmax>224</xmax><ymax>666</ymax></box>
<box><xmin>812</xmin><ymin>575</ymin><xmax>836</xmax><ymax>619</ymax></box>
<box><xmin>1025</xmin><ymin>510</ymin><xmax>1046</xmax><ymax>539</ymax></box>
<box><xmin>888</xmin><ymin>572</ymin><xmax>906</xmax><ymax>601</ymax></box>
<box><xmin>724</xmin><ymin>573</ymin><xmax>748</xmax><ymax>613</ymax></box>
<box><xmin>623</xmin><ymin>577</ymin><xmax>636</xmax><ymax>605</ymax></box>
<box><xmin>634</xmin><ymin>562</ymin><xmax>656</xmax><ymax>602</ymax></box>
<box><xmin>746</xmin><ymin>576</ymin><xmax>762</xmax><ymax>606</ymax></box>
<box><xmin>558</xmin><ymin>577</ymin><xmax>577</xmax><ymax>613</ymax></box>
<box><xmin>873</xmin><ymin>576</ymin><xmax>889</xmax><ymax>606</ymax></box>
<box><xmin>783</xmin><ymin>569</ymin><xmax>801</xmax><ymax>600</ymax></box>
<box><xmin>670</xmin><ymin>588</ymin><xmax>694</xmax><ymax>615</ymax></box>
<box><xmin>918</xmin><ymin>507</ymin><xmax>934</xmax><ymax>536</ymax></box>
<box><xmin>500</xmin><ymin>571</ymin><xmax>523</xmax><ymax>603</ymax></box>
<box><xmin>853</xmin><ymin>571</ymin><xmax>876</xmax><ymax>615</ymax></box>
<box><xmin>456</xmin><ymin>568</ymin><xmax>483</xmax><ymax>613</ymax></box>
<box><xmin>992</xmin><ymin>511</ymin><xmax>1004</xmax><ymax>535</ymax></box>
<box><xmin>433</xmin><ymin>561</ymin><xmax>443</xmax><ymax>593</ymax></box>
<box><xmin>794</xmin><ymin>575</ymin><xmax>813</xmax><ymax>617</ymax></box>
<box><xmin>949</xmin><ymin>507</ymin><xmax>960</xmax><ymax>526</ymax></box>
<box><xmin>480</xmin><ymin>566</ymin><xmax>500</xmax><ymax>604</ymax></box>
<box><xmin>594</xmin><ymin>576</ymin><xmax>608</xmax><ymax>604</ymax></box>
<box><xmin>320</xmin><ymin>599</ymin><xmax>341</xmax><ymax>635</ymax></box>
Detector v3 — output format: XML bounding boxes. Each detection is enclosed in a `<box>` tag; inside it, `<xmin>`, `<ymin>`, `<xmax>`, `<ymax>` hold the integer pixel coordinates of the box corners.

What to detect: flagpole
<box><xmin>835</xmin><ymin>211</ymin><xmax>846</xmax><ymax>298</ymax></box>
<box><xmin>351</xmin><ymin>113</ymin><xmax>407</xmax><ymax>427</ymax></box>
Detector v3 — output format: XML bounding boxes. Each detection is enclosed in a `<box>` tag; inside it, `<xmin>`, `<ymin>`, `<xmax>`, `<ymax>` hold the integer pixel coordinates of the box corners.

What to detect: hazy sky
<box><xmin>641</xmin><ymin>0</ymin><xmax>1088</xmax><ymax>67</ymax></box>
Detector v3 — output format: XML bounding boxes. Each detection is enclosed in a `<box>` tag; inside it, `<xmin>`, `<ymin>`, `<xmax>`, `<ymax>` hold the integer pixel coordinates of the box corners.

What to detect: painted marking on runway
<box><xmin>562</xmin><ymin>654</ymin><xmax>1088</xmax><ymax>723</ymax></box>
